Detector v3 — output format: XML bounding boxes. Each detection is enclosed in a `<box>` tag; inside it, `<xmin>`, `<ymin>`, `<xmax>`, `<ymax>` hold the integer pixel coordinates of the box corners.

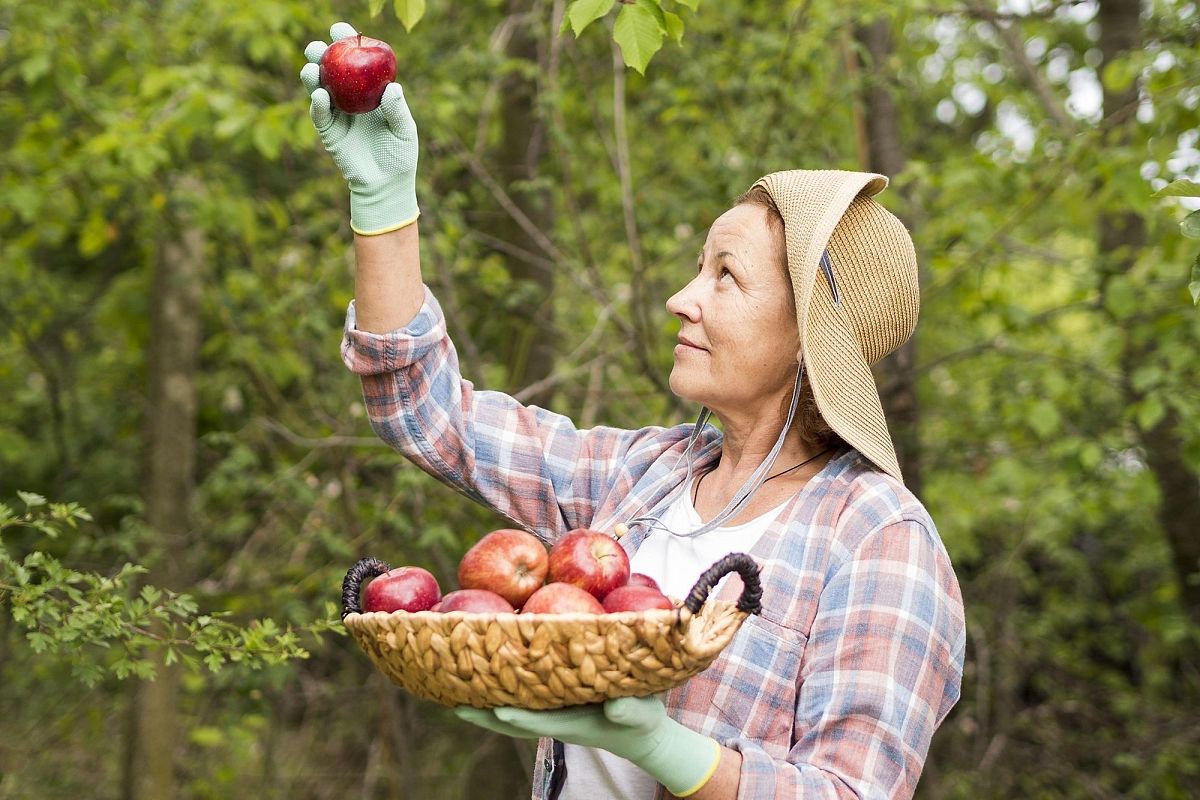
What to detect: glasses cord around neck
<box><xmin>625</xmin><ymin>364</ymin><xmax>808</xmax><ymax>540</ymax></box>
<box><xmin>691</xmin><ymin>446</ymin><xmax>830</xmax><ymax>514</ymax></box>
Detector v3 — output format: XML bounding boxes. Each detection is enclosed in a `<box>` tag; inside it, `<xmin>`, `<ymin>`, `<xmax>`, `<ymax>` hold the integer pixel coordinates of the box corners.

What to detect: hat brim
<box><xmin>753</xmin><ymin>170</ymin><xmax>904</xmax><ymax>484</ymax></box>
<box><xmin>805</xmin><ymin>266</ymin><xmax>904</xmax><ymax>483</ymax></box>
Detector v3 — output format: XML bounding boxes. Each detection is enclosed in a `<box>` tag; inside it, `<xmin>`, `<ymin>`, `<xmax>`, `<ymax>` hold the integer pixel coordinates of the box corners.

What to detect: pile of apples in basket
<box><xmin>363</xmin><ymin>529</ymin><xmax>672</xmax><ymax>615</ymax></box>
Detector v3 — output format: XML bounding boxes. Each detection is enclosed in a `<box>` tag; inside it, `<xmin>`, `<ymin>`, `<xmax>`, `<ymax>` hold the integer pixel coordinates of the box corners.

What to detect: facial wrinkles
<box><xmin>696</xmin><ymin>249</ymin><xmax>777</xmax><ymax>321</ymax></box>
<box><xmin>690</xmin><ymin>268</ymin><xmax>772</xmax><ymax>372</ymax></box>
<box><xmin>675</xmin><ymin>205</ymin><xmax>787</xmax><ymax>353</ymax></box>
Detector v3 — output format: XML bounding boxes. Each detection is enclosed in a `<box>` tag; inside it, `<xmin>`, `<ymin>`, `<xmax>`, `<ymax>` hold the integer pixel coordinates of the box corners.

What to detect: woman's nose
<box><xmin>666</xmin><ymin>278</ymin><xmax>700</xmax><ymax>321</ymax></box>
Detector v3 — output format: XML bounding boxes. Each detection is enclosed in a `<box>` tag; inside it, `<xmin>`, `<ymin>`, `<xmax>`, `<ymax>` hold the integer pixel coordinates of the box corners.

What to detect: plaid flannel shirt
<box><xmin>342</xmin><ymin>287</ymin><xmax>966</xmax><ymax>800</ymax></box>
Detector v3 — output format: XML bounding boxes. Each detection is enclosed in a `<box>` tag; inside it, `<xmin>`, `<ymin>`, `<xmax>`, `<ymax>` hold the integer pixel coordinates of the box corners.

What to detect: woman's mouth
<box><xmin>674</xmin><ymin>338</ymin><xmax>707</xmax><ymax>355</ymax></box>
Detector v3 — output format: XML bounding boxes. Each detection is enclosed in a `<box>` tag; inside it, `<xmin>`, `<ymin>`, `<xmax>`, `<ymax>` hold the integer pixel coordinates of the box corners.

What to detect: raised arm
<box><xmin>352</xmin><ymin>224</ymin><xmax>424</xmax><ymax>334</ymax></box>
<box><xmin>300</xmin><ymin>21</ymin><xmax>424</xmax><ymax>332</ymax></box>
<box><xmin>302</xmin><ymin>22</ymin><xmax>684</xmax><ymax>535</ymax></box>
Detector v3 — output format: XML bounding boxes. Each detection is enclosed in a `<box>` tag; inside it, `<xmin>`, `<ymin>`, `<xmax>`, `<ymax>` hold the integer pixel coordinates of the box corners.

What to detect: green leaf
<box><xmin>1152</xmin><ymin>179</ymin><xmax>1200</xmax><ymax>198</ymax></box>
<box><xmin>1100</xmin><ymin>56</ymin><xmax>1140</xmax><ymax>94</ymax></box>
<box><xmin>73</xmin><ymin>662</ymin><xmax>104</xmax><ymax>687</ymax></box>
<box><xmin>676</xmin><ymin>0</ymin><xmax>700</xmax><ymax>10</ymax></box>
<box><xmin>394</xmin><ymin>0</ymin><xmax>426</xmax><ymax>32</ymax></box>
<box><xmin>1104</xmin><ymin>276</ymin><xmax>1137</xmax><ymax>319</ymax></box>
<box><xmin>19</xmin><ymin>53</ymin><xmax>51</xmax><ymax>84</ymax></box>
<box><xmin>369</xmin><ymin>0</ymin><xmax>388</xmax><ymax>17</ymax></box>
<box><xmin>1029</xmin><ymin>399</ymin><xmax>1060</xmax><ymax>438</ymax></box>
<box><xmin>1190</xmin><ymin>253</ymin><xmax>1200</xmax><ymax>306</ymax></box>
<box><xmin>189</xmin><ymin>725</ymin><xmax>225</xmax><ymax>748</ymax></box>
<box><xmin>17</xmin><ymin>491</ymin><xmax>47</xmax><ymax>509</ymax></box>
<box><xmin>78</xmin><ymin>211</ymin><xmax>112</xmax><ymax>258</ymax></box>
<box><xmin>641</xmin><ymin>0</ymin><xmax>667</xmax><ymax>31</ymax></box>
<box><xmin>1079</xmin><ymin>442</ymin><xmax>1103</xmax><ymax>470</ymax></box>
<box><xmin>1130</xmin><ymin>364</ymin><xmax>1162</xmax><ymax>393</ymax></box>
<box><xmin>663</xmin><ymin>11</ymin><xmax>684</xmax><ymax>44</ymax></box>
<box><xmin>614</xmin><ymin>1</ymin><xmax>666</xmax><ymax>75</ymax></box>
<box><xmin>1181</xmin><ymin>209</ymin><xmax>1200</xmax><ymax>240</ymax></box>
<box><xmin>1135</xmin><ymin>396</ymin><xmax>1165</xmax><ymax>431</ymax></box>
<box><xmin>567</xmin><ymin>0</ymin><xmax>615</xmax><ymax>37</ymax></box>
<box><xmin>214</xmin><ymin>112</ymin><xmax>251</xmax><ymax>140</ymax></box>
<box><xmin>251</xmin><ymin>124</ymin><xmax>282</xmax><ymax>161</ymax></box>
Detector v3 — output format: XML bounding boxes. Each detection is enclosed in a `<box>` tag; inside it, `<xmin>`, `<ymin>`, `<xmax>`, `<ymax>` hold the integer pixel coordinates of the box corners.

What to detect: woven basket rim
<box><xmin>344</xmin><ymin>605</ymin><xmax>692</xmax><ymax>624</ymax></box>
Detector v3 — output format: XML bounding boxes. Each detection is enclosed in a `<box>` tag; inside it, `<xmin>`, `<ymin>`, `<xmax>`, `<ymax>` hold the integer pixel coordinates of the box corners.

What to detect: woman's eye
<box><xmin>719</xmin><ymin>267</ymin><xmax>732</xmax><ymax>279</ymax></box>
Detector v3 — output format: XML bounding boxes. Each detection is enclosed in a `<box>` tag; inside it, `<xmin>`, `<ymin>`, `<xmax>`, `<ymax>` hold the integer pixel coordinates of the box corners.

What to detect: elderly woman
<box><xmin>304</xmin><ymin>22</ymin><xmax>965</xmax><ymax>800</ymax></box>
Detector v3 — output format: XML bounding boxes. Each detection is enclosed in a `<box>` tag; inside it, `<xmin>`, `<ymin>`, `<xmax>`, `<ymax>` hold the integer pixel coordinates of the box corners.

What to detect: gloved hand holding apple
<box><xmin>300</xmin><ymin>21</ymin><xmax>419</xmax><ymax>236</ymax></box>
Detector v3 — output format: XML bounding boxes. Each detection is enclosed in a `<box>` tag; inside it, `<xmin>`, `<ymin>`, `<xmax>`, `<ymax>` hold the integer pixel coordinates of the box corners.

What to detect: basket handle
<box><xmin>682</xmin><ymin>552</ymin><xmax>762</xmax><ymax>615</ymax></box>
<box><xmin>341</xmin><ymin>557</ymin><xmax>391</xmax><ymax>618</ymax></box>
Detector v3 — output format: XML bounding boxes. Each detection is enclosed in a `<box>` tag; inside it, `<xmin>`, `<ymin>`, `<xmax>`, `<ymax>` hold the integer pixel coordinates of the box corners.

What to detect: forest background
<box><xmin>1</xmin><ymin>0</ymin><xmax>1198</xmax><ymax>797</ymax></box>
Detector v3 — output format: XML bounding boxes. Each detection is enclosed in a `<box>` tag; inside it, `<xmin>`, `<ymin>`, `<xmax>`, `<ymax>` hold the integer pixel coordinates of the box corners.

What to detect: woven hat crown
<box><xmin>752</xmin><ymin>170</ymin><xmax>919</xmax><ymax>483</ymax></box>
<box><xmin>825</xmin><ymin>195</ymin><xmax>920</xmax><ymax>365</ymax></box>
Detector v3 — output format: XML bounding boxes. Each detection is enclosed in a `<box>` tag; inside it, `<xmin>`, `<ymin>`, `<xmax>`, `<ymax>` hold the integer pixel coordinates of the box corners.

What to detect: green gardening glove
<box><xmin>300</xmin><ymin>22</ymin><xmax>419</xmax><ymax>235</ymax></box>
<box><xmin>455</xmin><ymin>696</ymin><xmax>722</xmax><ymax>798</ymax></box>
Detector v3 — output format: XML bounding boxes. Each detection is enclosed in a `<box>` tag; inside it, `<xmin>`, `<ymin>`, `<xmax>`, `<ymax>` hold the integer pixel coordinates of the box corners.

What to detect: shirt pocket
<box><xmin>709</xmin><ymin>613</ymin><xmax>808</xmax><ymax>750</ymax></box>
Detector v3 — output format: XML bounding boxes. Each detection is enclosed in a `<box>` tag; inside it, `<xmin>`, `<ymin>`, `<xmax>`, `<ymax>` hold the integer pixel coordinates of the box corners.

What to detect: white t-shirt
<box><xmin>560</xmin><ymin>477</ymin><xmax>790</xmax><ymax>799</ymax></box>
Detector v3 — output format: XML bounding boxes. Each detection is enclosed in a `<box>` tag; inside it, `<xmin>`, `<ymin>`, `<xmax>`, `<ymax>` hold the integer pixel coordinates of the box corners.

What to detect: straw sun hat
<box><xmin>751</xmin><ymin>170</ymin><xmax>919</xmax><ymax>484</ymax></box>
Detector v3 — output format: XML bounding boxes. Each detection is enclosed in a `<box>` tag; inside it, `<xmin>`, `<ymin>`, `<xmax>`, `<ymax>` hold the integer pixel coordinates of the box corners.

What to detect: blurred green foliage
<box><xmin>1</xmin><ymin>0</ymin><xmax>1198</xmax><ymax>797</ymax></box>
<box><xmin>0</xmin><ymin>493</ymin><xmax>332</xmax><ymax>683</ymax></box>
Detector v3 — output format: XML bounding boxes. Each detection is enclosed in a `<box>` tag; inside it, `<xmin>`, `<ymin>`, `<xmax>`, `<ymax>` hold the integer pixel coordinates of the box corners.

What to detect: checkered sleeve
<box><xmin>341</xmin><ymin>287</ymin><xmax>666</xmax><ymax>537</ymax></box>
<box><xmin>729</xmin><ymin>520</ymin><xmax>966</xmax><ymax>799</ymax></box>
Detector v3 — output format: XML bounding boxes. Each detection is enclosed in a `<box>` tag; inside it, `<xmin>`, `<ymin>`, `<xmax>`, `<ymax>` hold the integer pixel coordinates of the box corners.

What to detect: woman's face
<box><xmin>666</xmin><ymin>203</ymin><xmax>801</xmax><ymax>416</ymax></box>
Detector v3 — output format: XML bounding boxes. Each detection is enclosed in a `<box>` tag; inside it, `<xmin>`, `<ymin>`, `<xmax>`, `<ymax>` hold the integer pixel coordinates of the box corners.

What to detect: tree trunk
<box><xmin>125</xmin><ymin>181</ymin><xmax>204</xmax><ymax>800</ymax></box>
<box><xmin>488</xmin><ymin>0</ymin><xmax>556</xmax><ymax>406</ymax></box>
<box><xmin>1097</xmin><ymin>0</ymin><xmax>1200</xmax><ymax>622</ymax></box>
<box><xmin>854</xmin><ymin>18</ymin><xmax>924</xmax><ymax>496</ymax></box>
<box><xmin>462</xmin><ymin>3</ymin><xmax>556</xmax><ymax>795</ymax></box>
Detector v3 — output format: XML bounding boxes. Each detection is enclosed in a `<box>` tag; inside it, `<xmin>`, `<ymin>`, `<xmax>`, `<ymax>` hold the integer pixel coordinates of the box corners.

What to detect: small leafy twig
<box><xmin>371</xmin><ymin>0</ymin><xmax>699</xmax><ymax>67</ymax></box>
<box><xmin>1</xmin><ymin>492</ymin><xmax>337</xmax><ymax>686</ymax></box>
<box><xmin>1151</xmin><ymin>178</ymin><xmax>1200</xmax><ymax>306</ymax></box>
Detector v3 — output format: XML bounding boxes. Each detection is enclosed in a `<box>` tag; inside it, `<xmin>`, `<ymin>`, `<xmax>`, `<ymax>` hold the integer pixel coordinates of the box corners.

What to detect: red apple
<box><xmin>363</xmin><ymin>566</ymin><xmax>441</xmax><ymax>613</ymax></box>
<box><xmin>602</xmin><ymin>585</ymin><xmax>674</xmax><ymax>613</ymax></box>
<box><xmin>521</xmin><ymin>583</ymin><xmax>605</xmax><ymax>614</ymax></box>
<box><xmin>458</xmin><ymin>529</ymin><xmax>549</xmax><ymax>608</ymax></box>
<box><xmin>437</xmin><ymin>589</ymin><xmax>515</xmax><ymax>614</ymax></box>
<box><xmin>628</xmin><ymin>573</ymin><xmax>661</xmax><ymax>592</ymax></box>
<box><xmin>547</xmin><ymin>529</ymin><xmax>630</xmax><ymax>601</ymax></box>
<box><xmin>319</xmin><ymin>33</ymin><xmax>398</xmax><ymax>114</ymax></box>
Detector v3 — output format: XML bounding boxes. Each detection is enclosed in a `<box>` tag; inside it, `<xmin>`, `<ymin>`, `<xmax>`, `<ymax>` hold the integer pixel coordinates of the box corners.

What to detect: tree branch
<box><xmin>965</xmin><ymin>0</ymin><xmax>1075</xmax><ymax>134</ymax></box>
<box><xmin>473</xmin><ymin>14</ymin><xmax>520</xmax><ymax>159</ymax></box>
<box><xmin>445</xmin><ymin>132</ymin><xmax>566</xmax><ymax>263</ymax></box>
<box><xmin>255</xmin><ymin>417</ymin><xmax>390</xmax><ymax>449</ymax></box>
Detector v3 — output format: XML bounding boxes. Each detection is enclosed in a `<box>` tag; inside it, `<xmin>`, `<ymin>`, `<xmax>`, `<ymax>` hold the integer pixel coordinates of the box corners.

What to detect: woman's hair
<box><xmin>734</xmin><ymin>186</ymin><xmax>844</xmax><ymax>453</ymax></box>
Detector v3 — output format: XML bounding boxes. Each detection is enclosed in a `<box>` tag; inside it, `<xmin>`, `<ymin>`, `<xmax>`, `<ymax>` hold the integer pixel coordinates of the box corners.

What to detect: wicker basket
<box><xmin>341</xmin><ymin>552</ymin><xmax>762</xmax><ymax>709</ymax></box>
